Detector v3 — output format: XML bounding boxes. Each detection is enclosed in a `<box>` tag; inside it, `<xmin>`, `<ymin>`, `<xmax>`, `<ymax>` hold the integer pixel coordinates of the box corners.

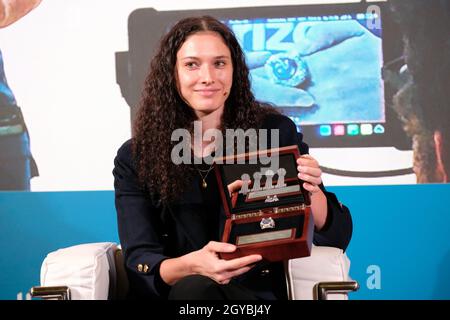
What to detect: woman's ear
<box><xmin>434</xmin><ymin>130</ymin><xmax>449</xmax><ymax>183</ymax></box>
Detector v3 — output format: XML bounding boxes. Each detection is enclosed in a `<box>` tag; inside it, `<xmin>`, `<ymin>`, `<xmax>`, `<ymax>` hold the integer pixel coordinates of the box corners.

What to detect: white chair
<box><xmin>286</xmin><ymin>245</ymin><xmax>357</xmax><ymax>300</ymax></box>
<box><xmin>30</xmin><ymin>242</ymin><xmax>358</xmax><ymax>300</ymax></box>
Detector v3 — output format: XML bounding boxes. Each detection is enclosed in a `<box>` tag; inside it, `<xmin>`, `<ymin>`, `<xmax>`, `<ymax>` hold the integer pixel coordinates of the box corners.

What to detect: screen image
<box><xmin>117</xmin><ymin>2</ymin><xmax>410</xmax><ymax>149</ymax></box>
<box><xmin>226</xmin><ymin>14</ymin><xmax>385</xmax><ymax>145</ymax></box>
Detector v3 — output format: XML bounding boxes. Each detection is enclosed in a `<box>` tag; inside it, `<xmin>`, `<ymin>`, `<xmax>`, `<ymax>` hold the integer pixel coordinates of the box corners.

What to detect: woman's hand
<box><xmin>186</xmin><ymin>241</ymin><xmax>262</xmax><ymax>284</ymax></box>
<box><xmin>160</xmin><ymin>241</ymin><xmax>262</xmax><ymax>286</ymax></box>
<box><xmin>296</xmin><ymin>154</ymin><xmax>328</xmax><ymax>230</ymax></box>
<box><xmin>296</xmin><ymin>154</ymin><xmax>322</xmax><ymax>194</ymax></box>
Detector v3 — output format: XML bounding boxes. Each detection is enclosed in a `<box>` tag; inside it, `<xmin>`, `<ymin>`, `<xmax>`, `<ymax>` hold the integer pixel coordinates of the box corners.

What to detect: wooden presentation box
<box><xmin>214</xmin><ymin>145</ymin><xmax>314</xmax><ymax>262</ymax></box>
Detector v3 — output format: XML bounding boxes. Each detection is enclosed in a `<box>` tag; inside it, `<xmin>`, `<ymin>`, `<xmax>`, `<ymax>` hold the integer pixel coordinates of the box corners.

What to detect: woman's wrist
<box><xmin>160</xmin><ymin>254</ymin><xmax>195</xmax><ymax>285</ymax></box>
<box><xmin>311</xmin><ymin>189</ymin><xmax>328</xmax><ymax>230</ymax></box>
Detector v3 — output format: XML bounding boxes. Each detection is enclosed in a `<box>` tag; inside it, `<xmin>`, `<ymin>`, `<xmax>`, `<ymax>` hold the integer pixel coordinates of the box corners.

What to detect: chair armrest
<box><xmin>37</xmin><ymin>242</ymin><xmax>118</xmax><ymax>300</ymax></box>
<box><xmin>30</xmin><ymin>286</ymin><xmax>71</xmax><ymax>300</ymax></box>
<box><xmin>313</xmin><ymin>281</ymin><xmax>359</xmax><ymax>300</ymax></box>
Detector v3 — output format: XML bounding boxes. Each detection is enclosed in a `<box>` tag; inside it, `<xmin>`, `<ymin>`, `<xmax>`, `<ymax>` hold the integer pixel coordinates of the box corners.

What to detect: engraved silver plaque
<box><xmin>247</xmin><ymin>185</ymin><xmax>300</xmax><ymax>200</ymax></box>
<box><xmin>236</xmin><ymin>228</ymin><xmax>294</xmax><ymax>245</ymax></box>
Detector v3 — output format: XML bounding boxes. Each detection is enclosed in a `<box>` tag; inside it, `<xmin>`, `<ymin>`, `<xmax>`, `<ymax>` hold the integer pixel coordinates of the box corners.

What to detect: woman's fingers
<box><xmin>302</xmin><ymin>181</ymin><xmax>321</xmax><ymax>193</ymax></box>
<box><xmin>216</xmin><ymin>265</ymin><xmax>254</xmax><ymax>284</ymax></box>
<box><xmin>296</xmin><ymin>154</ymin><xmax>319</xmax><ymax>167</ymax></box>
<box><xmin>221</xmin><ymin>254</ymin><xmax>262</xmax><ymax>271</ymax></box>
<box><xmin>205</xmin><ymin>241</ymin><xmax>236</xmax><ymax>253</ymax></box>
<box><xmin>227</xmin><ymin>179</ymin><xmax>243</xmax><ymax>195</ymax></box>
<box><xmin>296</xmin><ymin>155</ymin><xmax>322</xmax><ymax>192</ymax></box>
<box><xmin>298</xmin><ymin>170</ymin><xmax>322</xmax><ymax>186</ymax></box>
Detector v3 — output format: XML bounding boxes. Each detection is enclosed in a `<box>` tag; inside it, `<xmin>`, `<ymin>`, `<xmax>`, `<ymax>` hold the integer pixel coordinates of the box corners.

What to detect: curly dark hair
<box><xmin>133</xmin><ymin>16</ymin><xmax>277</xmax><ymax>202</ymax></box>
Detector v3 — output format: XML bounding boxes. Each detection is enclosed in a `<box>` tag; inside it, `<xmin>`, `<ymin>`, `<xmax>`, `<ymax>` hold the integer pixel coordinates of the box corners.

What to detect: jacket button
<box><xmin>137</xmin><ymin>264</ymin><xmax>143</xmax><ymax>272</ymax></box>
<box><xmin>261</xmin><ymin>269</ymin><xmax>270</xmax><ymax>276</ymax></box>
<box><xmin>143</xmin><ymin>264</ymin><xmax>149</xmax><ymax>273</ymax></box>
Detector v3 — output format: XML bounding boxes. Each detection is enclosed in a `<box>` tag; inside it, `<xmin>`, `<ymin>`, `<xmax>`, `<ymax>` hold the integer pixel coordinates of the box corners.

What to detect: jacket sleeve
<box><xmin>263</xmin><ymin>114</ymin><xmax>353</xmax><ymax>251</ymax></box>
<box><xmin>113</xmin><ymin>139</ymin><xmax>170</xmax><ymax>298</ymax></box>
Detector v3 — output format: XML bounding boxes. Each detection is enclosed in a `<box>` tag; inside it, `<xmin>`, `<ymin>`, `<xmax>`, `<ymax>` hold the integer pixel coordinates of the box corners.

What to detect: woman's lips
<box><xmin>195</xmin><ymin>89</ymin><xmax>220</xmax><ymax>97</ymax></box>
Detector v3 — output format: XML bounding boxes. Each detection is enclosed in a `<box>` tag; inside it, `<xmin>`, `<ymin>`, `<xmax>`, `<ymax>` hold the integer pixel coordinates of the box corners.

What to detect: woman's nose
<box><xmin>200</xmin><ymin>65</ymin><xmax>215</xmax><ymax>84</ymax></box>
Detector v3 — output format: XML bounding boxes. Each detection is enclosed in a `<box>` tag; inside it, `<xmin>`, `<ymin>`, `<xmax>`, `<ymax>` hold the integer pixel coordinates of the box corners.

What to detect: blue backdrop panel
<box><xmin>1</xmin><ymin>184</ymin><xmax>450</xmax><ymax>300</ymax></box>
<box><xmin>0</xmin><ymin>191</ymin><xmax>119</xmax><ymax>299</ymax></box>
<box><xmin>339</xmin><ymin>184</ymin><xmax>450</xmax><ymax>300</ymax></box>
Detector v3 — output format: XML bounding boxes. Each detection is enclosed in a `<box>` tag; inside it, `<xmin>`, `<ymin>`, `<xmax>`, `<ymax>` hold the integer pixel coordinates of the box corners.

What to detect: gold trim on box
<box><xmin>232</xmin><ymin>204</ymin><xmax>306</xmax><ymax>220</ymax></box>
<box><xmin>236</xmin><ymin>228</ymin><xmax>294</xmax><ymax>245</ymax></box>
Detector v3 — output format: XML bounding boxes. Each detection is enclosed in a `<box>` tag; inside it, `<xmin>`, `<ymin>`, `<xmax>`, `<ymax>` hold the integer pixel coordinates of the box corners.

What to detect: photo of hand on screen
<box><xmin>232</xmin><ymin>18</ymin><xmax>384</xmax><ymax>125</ymax></box>
<box><xmin>246</xmin><ymin>50</ymin><xmax>315</xmax><ymax>108</ymax></box>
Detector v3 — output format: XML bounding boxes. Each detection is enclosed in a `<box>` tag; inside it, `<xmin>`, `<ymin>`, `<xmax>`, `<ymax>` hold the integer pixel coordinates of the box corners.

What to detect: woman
<box><xmin>113</xmin><ymin>16</ymin><xmax>352</xmax><ymax>300</ymax></box>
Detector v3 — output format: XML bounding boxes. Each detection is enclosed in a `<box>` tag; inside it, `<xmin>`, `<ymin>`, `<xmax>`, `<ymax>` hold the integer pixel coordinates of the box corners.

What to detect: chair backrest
<box><xmin>111</xmin><ymin>248</ymin><xmax>129</xmax><ymax>300</ymax></box>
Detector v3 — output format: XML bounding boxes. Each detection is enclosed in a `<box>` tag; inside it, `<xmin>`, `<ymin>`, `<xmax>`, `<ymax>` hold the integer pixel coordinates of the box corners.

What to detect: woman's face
<box><xmin>175</xmin><ymin>31</ymin><xmax>233</xmax><ymax>118</ymax></box>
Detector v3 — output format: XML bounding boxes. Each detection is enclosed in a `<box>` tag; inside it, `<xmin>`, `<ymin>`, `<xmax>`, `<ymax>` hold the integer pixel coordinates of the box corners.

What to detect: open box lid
<box><xmin>214</xmin><ymin>145</ymin><xmax>311</xmax><ymax>218</ymax></box>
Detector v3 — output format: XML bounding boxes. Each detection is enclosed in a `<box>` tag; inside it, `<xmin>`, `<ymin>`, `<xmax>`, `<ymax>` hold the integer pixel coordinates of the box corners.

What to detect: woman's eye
<box><xmin>185</xmin><ymin>62</ymin><xmax>198</xmax><ymax>68</ymax></box>
<box><xmin>215</xmin><ymin>61</ymin><xmax>226</xmax><ymax>67</ymax></box>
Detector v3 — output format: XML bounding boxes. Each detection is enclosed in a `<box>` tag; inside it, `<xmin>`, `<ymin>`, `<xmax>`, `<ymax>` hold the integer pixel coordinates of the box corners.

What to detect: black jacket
<box><xmin>113</xmin><ymin>113</ymin><xmax>352</xmax><ymax>299</ymax></box>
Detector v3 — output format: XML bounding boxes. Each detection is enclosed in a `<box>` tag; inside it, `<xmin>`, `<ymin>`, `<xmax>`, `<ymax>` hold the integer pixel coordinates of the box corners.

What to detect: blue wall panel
<box><xmin>1</xmin><ymin>185</ymin><xmax>450</xmax><ymax>299</ymax></box>
<box><xmin>334</xmin><ymin>184</ymin><xmax>450</xmax><ymax>299</ymax></box>
<box><xmin>0</xmin><ymin>191</ymin><xmax>119</xmax><ymax>299</ymax></box>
